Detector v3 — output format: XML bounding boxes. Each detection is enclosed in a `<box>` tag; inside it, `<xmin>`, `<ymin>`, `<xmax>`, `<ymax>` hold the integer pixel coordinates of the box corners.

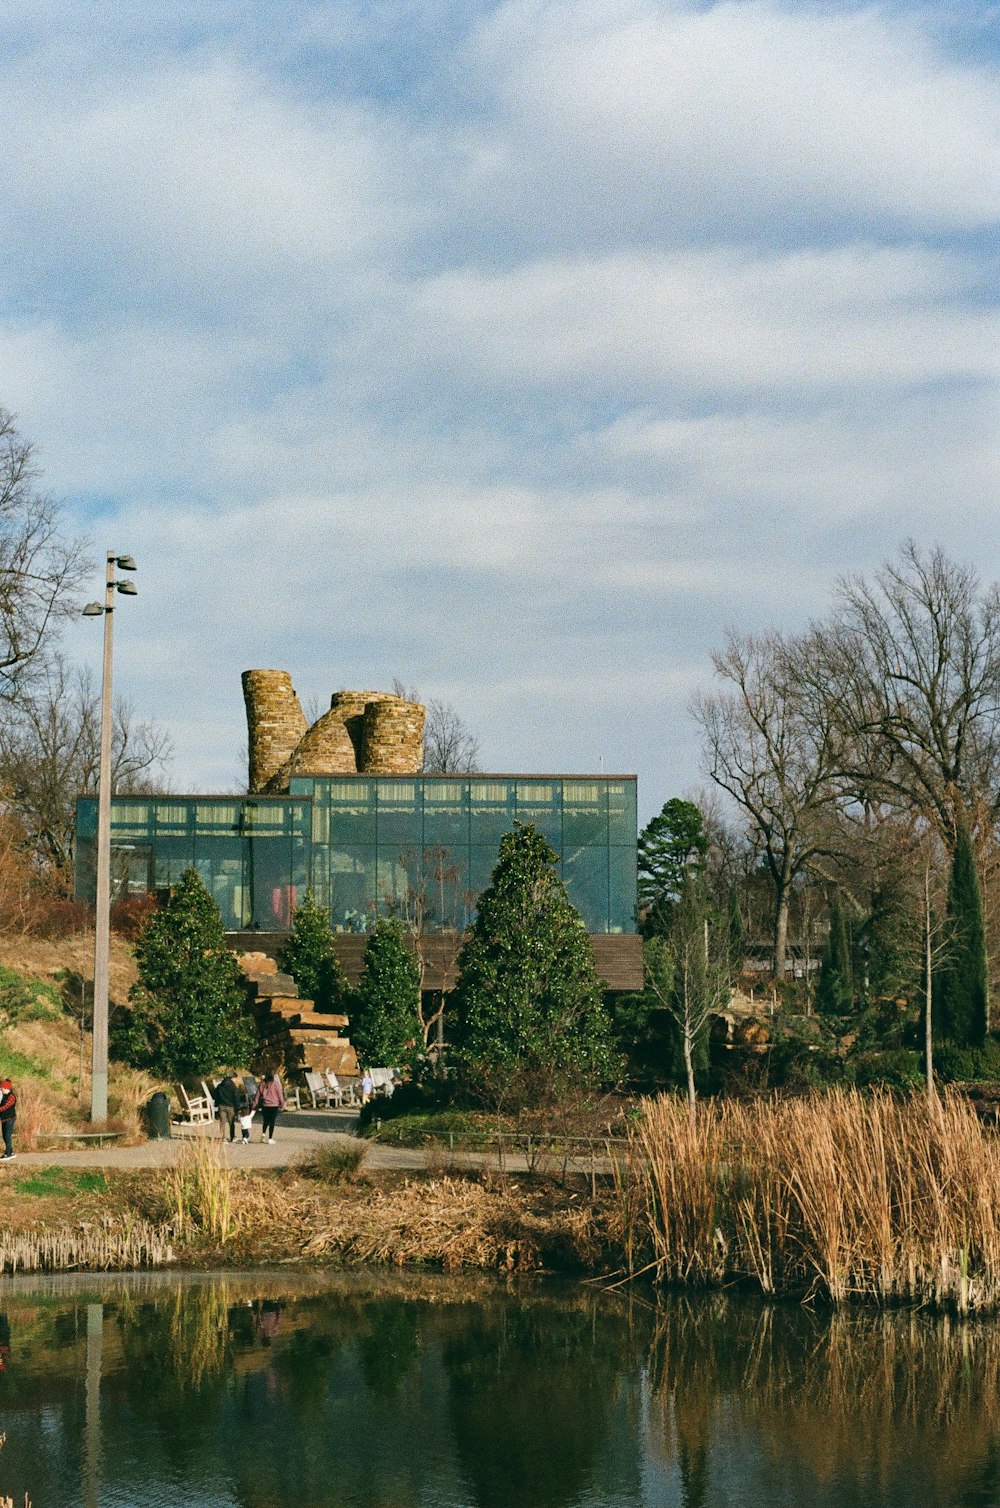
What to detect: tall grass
<box><xmin>165</xmin><ymin>1142</ymin><xmax>237</xmax><ymax>1245</ymax></box>
<box><xmin>627</xmin><ymin>1089</ymin><xmax>1000</xmax><ymax>1312</ymax></box>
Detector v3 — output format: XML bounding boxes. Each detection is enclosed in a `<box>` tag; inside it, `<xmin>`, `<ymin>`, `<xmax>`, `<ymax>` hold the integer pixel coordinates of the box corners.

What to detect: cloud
<box><xmin>456</xmin><ymin>0</ymin><xmax>1000</xmax><ymax>245</ymax></box>
<box><xmin>0</xmin><ymin>0</ymin><xmax>997</xmax><ymax>822</ymax></box>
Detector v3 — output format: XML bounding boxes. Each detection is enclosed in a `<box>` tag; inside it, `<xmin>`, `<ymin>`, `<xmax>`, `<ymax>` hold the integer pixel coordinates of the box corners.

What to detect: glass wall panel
<box><xmin>320</xmin><ymin>779</ymin><xmax>376</xmax><ymax>845</ymax></box>
<box><xmin>328</xmin><ymin>846</ymin><xmax>376</xmax><ymax>932</ymax></box>
<box><xmin>77</xmin><ymin>799</ymin><xmax>97</xmax><ymax>840</ymax></box>
<box><xmin>193</xmin><ymin>835</ymin><xmax>248</xmax><ymax>929</ymax></box>
<box><xmin>154</xmin><ymin>801</ymin><xmax>192</xmax><ymax>834</ymax></box>
<box><xmin>468</xmin><ymin>845</ymin><xmax>502</xmax><ymax>903</ymax></box>
<box><xmin>417</xmin><ymin>845</ymin><xmax>474</xmax><ymax>932</ymax></box>
<box><xmin>422</xmin><ymin>781</ymin><xmax>470</xmax><ymax>847</ymax></box>
<box><xmin>376</xmin><ymin>848</ymin><xmax>417</xmax><ymax>919</ymax></box>
<box><xmin>608</xmin><ymin>847</ymin><xmax>638</xmax><ymax>935</ymax></box>
<box><xmin>469</xmin><ymin>780</ymin><xmax>517</xmax><ymax>847</ymax></box>
<box><xmin>606</xmin><ymin>781</ymin><xmax>637</xmax><ymax>846</ymax></box>
<box><xmin>250</xmin><ymin>836</ymin><xmax>295</xmax><ymax>929</ymax></box>
<box><xmin>376</xmin><ymin>781</ymin><xmax>422</xmax><ymax>847</ymax></box>
<box><xmin>562</xmin><ymin>781</ymin><xmax>607</xmax><ymax>847</ymax></box>
<box><xmin>153</xmin><ymin>835</ymin><xmax>195</xmax><ymax>889</ymax></box>
<box><xmin>514</xmin><ymin>780</ymin><xmax>563</xmax><ymax>847</ymax></box>
<box><xmin>110</xmin><ymin>843</ymin><xmax>152</xmax><ymax>900</ymax></box>
<box><xmin>562</xmin><ymin>846</ymin><xmax>609</xmax><ymax>933</ymax></box>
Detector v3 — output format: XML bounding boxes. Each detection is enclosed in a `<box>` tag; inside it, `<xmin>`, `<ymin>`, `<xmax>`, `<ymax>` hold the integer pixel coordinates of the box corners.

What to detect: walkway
<box><xmin>5</xmin><ymin>1109</ymin><xmax>501</xmax><ymax>1175</ymax></box>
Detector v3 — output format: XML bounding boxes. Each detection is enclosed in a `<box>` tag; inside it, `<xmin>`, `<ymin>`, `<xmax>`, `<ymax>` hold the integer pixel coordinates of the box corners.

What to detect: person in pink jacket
<box><xmin>253</xmin><ymin>1070</ymin><xmax>286</xmax><ymax>1144</ymax></box>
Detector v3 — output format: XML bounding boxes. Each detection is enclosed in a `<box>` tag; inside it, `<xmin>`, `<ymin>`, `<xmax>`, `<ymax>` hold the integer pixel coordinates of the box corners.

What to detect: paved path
<box><xmin>3</xmin><ymin>1110</ymin><xmax>514</xmax><ymax>1175</ymax></box>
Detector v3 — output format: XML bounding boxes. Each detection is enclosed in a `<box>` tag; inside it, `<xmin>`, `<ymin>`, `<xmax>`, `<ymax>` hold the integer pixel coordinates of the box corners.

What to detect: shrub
<box><xmin>934</xmin><ymin>1038</ymin><xmax>1000</xmax><ymax>1084</ymax></box>
<box><xmin>278</xmin><ymin>890</ymin><xmax>348</xmax><ymax>1012</ymax></box>
<box><xmin>351</xmin><ymin>918</ymin><xmax>421</xmax><ymax>1065</ymax></box>
<box><xmin>298</xmin><ymin>1140</ymin><xmax>367</xmax><ymax>1182</ymax></box>
<box><xmin>451</xmin><ymin>823</ymin><xmax>619</xmax><ymax>1108</ymax></box>
<box><xmin>115</xmin><ymin>868</ymin><xmax>253</xmax><ymax>1078</ymax></box>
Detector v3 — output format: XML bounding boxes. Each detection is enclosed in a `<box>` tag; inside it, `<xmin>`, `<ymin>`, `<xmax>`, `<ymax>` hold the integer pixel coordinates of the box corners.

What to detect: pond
<box><xmin>1</xmin><ymin>1270</ymin><xmax>998</xmax><ymax>1507</ymax></box>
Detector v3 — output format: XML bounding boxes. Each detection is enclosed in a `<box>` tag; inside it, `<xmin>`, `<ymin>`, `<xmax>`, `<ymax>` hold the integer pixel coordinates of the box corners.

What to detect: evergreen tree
<box><xmin>936</xmin><ymin>822</ymin><xmax>990</xmax><ymax>1046</ymax></box>
<box><xmin>351</xmin><ymin>918</ymin><xmax>422</xmax><ymax>1064</ymax></box>
<box><xmin>451</xmin><ymin>822</ymin><xmax>619</xmax><ymax>1104</ymax></box>
<box><xmin>638</xmin><ymin>799</ymin><xmax>708</xmax><ymax>938</ymax></box>
<box><xmin>114</xmin><ymin>868</ymin><xmax>253</xmax><ymax>1077</ymax></box>
<box><xmin>278</xmin><ymin>889</ymin><xmax>348</xmax><ymax>1012</ymax></box>
<box><xmin>815</xmin><ymin>893</ymin><xmax>853</xmax><ymax>1015</ymax></box>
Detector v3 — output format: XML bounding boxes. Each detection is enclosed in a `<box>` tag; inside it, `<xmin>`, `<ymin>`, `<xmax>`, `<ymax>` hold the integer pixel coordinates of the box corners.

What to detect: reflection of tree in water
<box><xmin>442</xmin><ymin>1295</ymin><xmax>636</xmax><ymax>1508</ymax></box>
<box><xmin>357</xmin><ymin>1299</ymin><xmax>421</xmax><ymax>1399</ymax></box>
<box><xmin>647</xmin><ymin>1297</ymin><xmax>1000</xmax><ymax>1507</ymax></box>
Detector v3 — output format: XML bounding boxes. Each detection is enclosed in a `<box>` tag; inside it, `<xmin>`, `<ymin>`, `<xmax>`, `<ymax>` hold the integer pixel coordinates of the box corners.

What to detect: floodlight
<box><xmin>116</xmin><ymin>556</ymin><xmax>137</xmax><ymax>571</ymax></box>
<box><xmin>116</xmin><ymin>581</ymin><xmax>138</xmax><ymax>596</ymax></box>
<box><xmin>82</xmin><ymin>602</ymin><xmax>104</xmax><ymax>616</ymax></box>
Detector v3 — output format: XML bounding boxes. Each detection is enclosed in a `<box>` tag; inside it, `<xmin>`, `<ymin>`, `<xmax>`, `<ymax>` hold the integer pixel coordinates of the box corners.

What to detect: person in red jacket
<box><xmin>0</xmin><ymin>1079</ymin><xmax>16</xmax><ymax>1161</ymax></box>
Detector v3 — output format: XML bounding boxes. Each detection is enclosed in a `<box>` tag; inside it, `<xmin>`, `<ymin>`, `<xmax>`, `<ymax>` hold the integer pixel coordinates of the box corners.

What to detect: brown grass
<box><xmin>627</xmin><ymin>1088</ymin><xmax>1000</xmax><ymax>1311</ymax></box>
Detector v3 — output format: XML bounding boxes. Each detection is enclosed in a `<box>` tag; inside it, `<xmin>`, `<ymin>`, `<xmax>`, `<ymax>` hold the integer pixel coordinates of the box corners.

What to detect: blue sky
<box><xmin>1</xmin><ymin>0</ymin><xmax>997</xmax><ymax>820</ymax></box>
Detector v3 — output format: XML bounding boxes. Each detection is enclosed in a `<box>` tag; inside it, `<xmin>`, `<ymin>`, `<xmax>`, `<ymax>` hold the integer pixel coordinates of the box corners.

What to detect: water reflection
<box><xmin>1</xmin><ymin>1274</ymin><xmax>1000</xmax><ymax>1506</ymax></box>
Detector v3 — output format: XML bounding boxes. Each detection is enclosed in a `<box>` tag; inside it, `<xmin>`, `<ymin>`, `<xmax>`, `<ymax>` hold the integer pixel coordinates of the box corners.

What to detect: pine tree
<box><xmin>115</xmin><ymin>868</ymin><xmax>253</xmax><ymax>1077</ymax></box>
<box><xmin>936</xmin><ymin>822</ymin><xmax>990</xmax><ymax>1046</ymax></box>
<box><xmin>815</xmin><ymin>893</ymin><xmax>853</xmax><ymax>1016</ymax></box>
<box><xmin>638</xmin><ymin>799</ymin><xmax>708</xmax><ymax>938</ymax></box>
<box><xmin>278</xmin><ymin>890</ymin><xmax>347</xmax><ymax>1013</ymax></box>
<box><xmin>351</xmin><ymin>918</ymin><xmax>422</xmax><ymax>1065</ymax></box>
<box><xmin>451</xmin><ymin>822</ymin><xmax>619</xmax><ymax>1105</ymax></box>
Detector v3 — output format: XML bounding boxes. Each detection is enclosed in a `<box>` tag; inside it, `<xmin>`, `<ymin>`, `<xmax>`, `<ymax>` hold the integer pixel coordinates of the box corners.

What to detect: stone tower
<box><xmin>242</xmin><ymin>671</ymin><xmax>426</xmax><ymax>793</ymax></box>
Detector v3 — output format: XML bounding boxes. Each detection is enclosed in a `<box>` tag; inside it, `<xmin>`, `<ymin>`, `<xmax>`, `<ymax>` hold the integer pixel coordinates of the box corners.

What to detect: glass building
<box><xmin>75</xmin><ymin>774</ymin><xmax>638</xmax><ymax>938</ymax></box>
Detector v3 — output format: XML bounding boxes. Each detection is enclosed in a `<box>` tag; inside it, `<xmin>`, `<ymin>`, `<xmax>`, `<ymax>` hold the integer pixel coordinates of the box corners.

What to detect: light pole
<box><xmin>83</xmin><ymin>552</ymin><xmax>137</xmax><ymax>1123</ymax></box>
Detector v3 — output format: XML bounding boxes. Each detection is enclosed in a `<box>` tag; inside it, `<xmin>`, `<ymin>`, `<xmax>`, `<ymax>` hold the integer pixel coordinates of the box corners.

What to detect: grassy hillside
<box><xmin>0</xmin><ymin>932</ymin><xmax>164</xmax><ymax>1145</ymax></box>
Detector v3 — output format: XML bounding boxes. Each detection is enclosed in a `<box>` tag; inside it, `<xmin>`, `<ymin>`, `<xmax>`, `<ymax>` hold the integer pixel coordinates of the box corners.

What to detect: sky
<box><xmin>0</xmin><ymin>0</ymin><xmax>997</xmax><ymax>823</ymax></box>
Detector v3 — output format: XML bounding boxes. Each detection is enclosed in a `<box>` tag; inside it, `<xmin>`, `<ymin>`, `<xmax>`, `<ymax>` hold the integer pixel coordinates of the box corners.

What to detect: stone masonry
<box><xmin>238</xmin><ymin>951</ymin><xmax>360</xmax><ymax>1080</ymax></box>
<box><xmin>242</xmin><ymin>672</ymin><xmax>426</xmax><ymax>793</ymax></box>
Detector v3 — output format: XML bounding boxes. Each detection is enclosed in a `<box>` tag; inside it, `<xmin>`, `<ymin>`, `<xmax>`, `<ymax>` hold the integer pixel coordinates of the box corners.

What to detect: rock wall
<box><xmin>243</xmin><ymin>671</ymin><xmax>425</xmax><ymax>792</ymax></box>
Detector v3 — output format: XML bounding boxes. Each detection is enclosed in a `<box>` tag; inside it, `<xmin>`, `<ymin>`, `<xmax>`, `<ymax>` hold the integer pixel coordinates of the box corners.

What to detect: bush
<box><xmin>934</xmin><ymin>1038</ymin><xmax>1000</xmax><ymax>1084</ymax></box>
<box><xmin>278</xmin><ymin>890</ymin><xmax>348</xmax><ymax>1012</ymax></box>
<box><xmin>452</xmin><ymin>823</ymin><xmax>618</xmax><ymax>1107</ymax></box>
<box><xmin>298</xmin><ymin>1140</ymin><xmax>367</xmax><ymax>1182</ymax></box>
<box><xmin>851</xmin><ymin>1048</ymin><xmax>925</xmax><ymax>1092</ymax></box>
<box><xmin>110</xmin><ymin>892</ymin><xmax>158</xmax><ymax>940</ymax></box>
<box><xmin>116</xmin><ymin>868</ymin><xmax>253</xmax><ymax>1079</ymax></box>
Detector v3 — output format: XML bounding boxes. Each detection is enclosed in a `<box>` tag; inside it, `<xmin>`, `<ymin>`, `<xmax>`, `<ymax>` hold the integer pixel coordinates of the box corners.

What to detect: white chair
<box><xmin>304</xmin><ymin>1071</ymin><xmax>335</xmax><ymax>1108</ymax></box>
<box><xmin>200</xmin><ymin>1080</ymin><xmax>219</xmax><ymax>1119</ymax></box>
<box><xmin>176</xmin><ymin>1084</ymin><xmax>213</xmax><ymax>1125</ymax></box>
<box><xmin>323</xmin><ymin>1072</ymin><xmax>345</xmax><ymax>1107</ymax></box>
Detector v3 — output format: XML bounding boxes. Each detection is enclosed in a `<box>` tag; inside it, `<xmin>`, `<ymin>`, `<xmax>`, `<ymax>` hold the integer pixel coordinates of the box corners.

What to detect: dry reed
<box><xmin>299</xmin><ymin>1175</ymin><xmax>612</xmax><ymax>1271</ymax></box>
<box><xmin>165</xmin><ymin>1141</ymin><xmax>238</xmax><ymax>1245</ymax></box>
<box><xmin>627</xmin><ymin>1089</ymin><xmax>1000</xmax><ymax>1311</ymax></box>
<box><xmin>0</xmin><ymin>1216</ymin><xmax>173</xmax><ymax>1274</ymax></box>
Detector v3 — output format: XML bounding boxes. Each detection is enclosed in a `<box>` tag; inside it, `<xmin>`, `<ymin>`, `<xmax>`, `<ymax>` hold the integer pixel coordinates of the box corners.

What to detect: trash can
<box><xmin>145</xmin><ymin>1091</ymin><xmax>172</xmax><ymax>1139</ymax></box>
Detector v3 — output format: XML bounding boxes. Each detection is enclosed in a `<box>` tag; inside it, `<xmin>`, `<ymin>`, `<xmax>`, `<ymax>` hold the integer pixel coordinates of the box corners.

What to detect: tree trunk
<box><xmin>683</xmin><ymin>1024</ymin><xmax>696</xmax><ymax>1117</ymax></box>
<box><xmin>773</xmin><ymin>885</ymin><xmax>790</xmax><ymax>981</ymax></box>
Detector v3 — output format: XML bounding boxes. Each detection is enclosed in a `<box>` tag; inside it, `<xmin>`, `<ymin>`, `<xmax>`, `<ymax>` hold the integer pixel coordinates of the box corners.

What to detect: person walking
<box><xmin>213</xmin><ymin>1071</ymin><xmax>241</xmax><ymax>1142</ymax></box>
<box><xmin>0</xmin><ymin>1079</ymin><xmax>15</xmax><ymax>1161</ymax></box>
<box><xmin>253</xmin><ymin>1069</ymin><xmax>285</xmax><ymax>1144</ymax></box>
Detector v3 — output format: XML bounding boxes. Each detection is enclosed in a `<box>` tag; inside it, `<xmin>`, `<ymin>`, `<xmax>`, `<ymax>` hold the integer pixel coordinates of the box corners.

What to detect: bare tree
<box><xmin>377</xmin><ymin>843</ymin><xmax>473</xmax><ymax>1049</ymax></box>
<box><xmin>391</xmin><ymin>679</ymin><xmax>482</xmax><ymax>773</ymax></box>
<box><xmin>0</xmin><ymin>408</ymin><xmax>84</xmax><ymax>697</ymax></box>
<box><xmin>815</xmin><ymin>543</ymin><xmax>1000</xmax><ymax>846</ymax></box>
<box><xmin>644</xmin><ymin>891</ymin><xmax>730</xmax><ymax>1112</ymax></box>
<box><xmin>0</xmin><ymin>656</ymin><xmax>172</xmax><ymax>880</ymax></box>
<box><xmin>692</xmin><ymin>630</ymin><xmax>843</xmax><ymax>979</ymax></box>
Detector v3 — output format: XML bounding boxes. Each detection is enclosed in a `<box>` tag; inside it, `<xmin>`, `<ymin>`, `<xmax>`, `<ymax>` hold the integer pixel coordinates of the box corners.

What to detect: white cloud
<box><xmin>0</xmin><ymin>0</ymin><xmax>998</xmax><ymax>822</ymax></box>
<box><xmin>459</xmin><ymin>0</ymin><xmax>1000</xmax><ymax>238</ymax></box>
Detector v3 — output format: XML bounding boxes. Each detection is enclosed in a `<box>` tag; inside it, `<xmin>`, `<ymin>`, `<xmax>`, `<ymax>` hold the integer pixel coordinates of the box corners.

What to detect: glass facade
<box><xmin>76</xmin><ymin>775</ymin><xmax>637</xmax><ymax>935</ymax></box>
